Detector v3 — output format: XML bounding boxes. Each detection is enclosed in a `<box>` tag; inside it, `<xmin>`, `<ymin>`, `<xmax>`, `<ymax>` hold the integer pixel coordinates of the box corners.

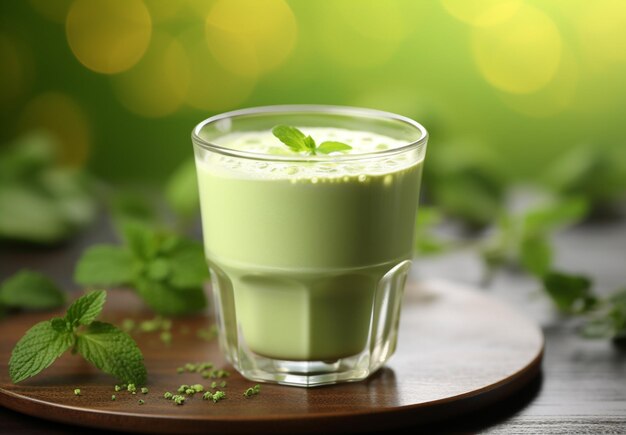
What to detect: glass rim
<box><xmin>191</xmin><ymin>104</ymin><xmax>428</xmax><ymax>163</ymax></box>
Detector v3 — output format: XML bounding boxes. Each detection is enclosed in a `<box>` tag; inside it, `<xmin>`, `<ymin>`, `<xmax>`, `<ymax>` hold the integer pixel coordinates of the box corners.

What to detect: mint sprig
<box><xmin>0</xmin><ymin>270</ymin><xmax>66</xmax><ymax>315</ymax></box>
<box><xmin>271</xmin><ymin>125</ymin><xmax>352</xmax><ymax>155</ymax></box>
<box><xmin>9</xmin><ymin>290</ymin><xmax>147</xmax><ymax>385</ymax></box>
<box><xmin>74</xmin><ymin>222</ymin><xmax>209</xmax><ymax>316</ymax></box>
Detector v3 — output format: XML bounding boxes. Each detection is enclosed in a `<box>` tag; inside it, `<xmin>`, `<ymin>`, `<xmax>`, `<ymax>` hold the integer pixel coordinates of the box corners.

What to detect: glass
<box><xmin>192</xmin><ymin>105</ymin><xmax>428</xmax><ymax>387</ymax></box>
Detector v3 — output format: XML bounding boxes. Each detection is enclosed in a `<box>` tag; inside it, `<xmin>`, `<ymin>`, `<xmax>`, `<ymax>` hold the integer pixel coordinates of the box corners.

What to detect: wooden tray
<box><xmin>0</xmin><ymin>280</ymin><xmax>543</xmax><ymax>434</ymax></box>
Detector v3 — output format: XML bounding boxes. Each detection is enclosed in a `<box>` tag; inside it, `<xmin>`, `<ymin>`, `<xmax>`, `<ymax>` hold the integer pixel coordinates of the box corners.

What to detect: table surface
<box><xmin>1</xmin><ymin>216</ymin><xmax>625</xmax><ymax>434</ymax></box>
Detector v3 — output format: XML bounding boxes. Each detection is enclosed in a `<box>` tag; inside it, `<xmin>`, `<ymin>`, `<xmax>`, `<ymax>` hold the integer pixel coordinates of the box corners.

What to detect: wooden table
<box><xmin>1</xmin><ymin>217</ymin><xmax>625</xmax><ymax>433</ymax></box>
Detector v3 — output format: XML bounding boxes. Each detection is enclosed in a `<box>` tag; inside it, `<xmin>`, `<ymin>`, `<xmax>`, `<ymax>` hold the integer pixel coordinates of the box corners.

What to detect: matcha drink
<box><xmin>192</xmin><ymin>106</ymin><xmax>427</xmax><ymax>386</ymax></box>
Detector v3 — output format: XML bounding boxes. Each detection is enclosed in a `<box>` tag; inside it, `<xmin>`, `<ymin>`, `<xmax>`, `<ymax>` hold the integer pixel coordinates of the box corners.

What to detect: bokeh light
<box><xmin>498</xmin><ymin>44</ymin><xmax>578</xmax><ymax>118</ymax></box>
<box><xmin>1</xmin><ymin>1</ymin><xmax>625</xmax><ymax>182</ymax></box>
<box><xmin>318</xmin><ymin>0</ymin><xmax>414</xmax><ymax>69</ymax></box>
<box><xmin>65</xmin><ymin>0</ymin><xmax>152</xmax><ymax>74</ymax></box>
<box><xmin>143</xmin><ymin>0</ymin><xmax>184</xmax><ymax>23</ymax></box>
<box><xmin>577</xmin><ymin>0</ymin><xmax>626</xmax><ymax>71</ymax></box>
<box><xmin>18</xmin><ymin>92</ymin><xmax>91</xmax><ymax>167</ymax></box>
<box><xmin>204</xmin><ymin>0</ymin><xmax>297</xmax><ymax>78</ymax></box>
<box><xmin>181</xmin><ymin>30</ymin><xmax>256</xmax><ymax>112</ymax></box>
<box><xmin>112</xmin><ymin>33</ymin><xmax>189</xmax><ymax>118</ymax></box>
<box><xmin>441</xmin><ymin>0</ymin><xmax>522</xmax><ymax>27</ymax></box>
<box><xmin>471</xmin><ymin>4</ymin><xmax>562</xmax><ymax>94</ymax></box>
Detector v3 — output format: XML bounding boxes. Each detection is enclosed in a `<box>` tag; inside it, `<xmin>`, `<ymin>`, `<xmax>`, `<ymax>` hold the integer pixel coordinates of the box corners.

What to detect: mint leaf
<box><xmin>167</xmin><ymin>240</ymin><xmax>210</xmax><ymax>288</ymax></box>
<box><xmin>524</xmin><ymin>197</ymin><xmax>589</xmax><ymax>235</ymax></box>
<box><xmin>272</xmin><ymin>125</ymin><xmax>316</xmax><ymax>154</ymax></box>
<box><xmin>9</xmin><ymin>319</ymin><xmax>74</xmax><ymax>383</ymax></box>
<box><xmin>520</xmin><ymin>234</ymin><xmax>552</xmax><ymax>277</ymax></box>
<box><xmin>74</xmin><ymin>245</ymin><xmax>134</xmax><ymax>287</ymax></box>
<box><xmin>146</xmin><ymin>258</ymin><xmax>171</xmax><ymax>281</ymax></box>
<box><xmin>66</xmin><ymin>290</ymin><xmax>106</xmax><ymax>326</ymax></box>
<box><xmin>543</xmin><ymin>272</ymin><xmax>597</xmax><ymax>314</ymax></box>
<box><xmin>317</xmin><ymin>141</ymin><xmax>352</xmax><ymax>154</ymax></box>
<box><xmin>272</xmin><ymin>125</ymin><xmax>352</xmax><ymax>156</ymax></box>
<box><xmin>582</xmin><ymin>289</ymin><xmax>626</xmax><ymax>339</ymax></box>
<box><xmin>136</xmin><ymin>279</ymin><xmax>206</xmax><ymax>316</ymax></box>
<box><xmin>76</xmin><ymin>224</ymin><xmax>209</xmax><ymax>315</ymax></box>
<box><xmin>77</xmin><ymin>321</ymin><xmax>147</xmax><ymax>385</ymax></box>
<box><xmin>165</xmin><ymin>159</ymin><xmax>200</xmax><ymax>219</ymax></box>
<box><xmin>122</xmin><ymin>220</ymin><xmax>159</xmax><ymax>261</ymax></box>
<box><xmin>0</xmin><ymin>270</ymin><xmax>66</xmax><ymax>310</ymax></box>
<box><xmin>9</xmin><ymin>290</ymin><xmax>147</xmax><ymax>385</ymax></box>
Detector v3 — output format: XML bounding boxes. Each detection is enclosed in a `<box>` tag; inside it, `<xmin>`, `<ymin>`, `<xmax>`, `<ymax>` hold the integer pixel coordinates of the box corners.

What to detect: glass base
<box><xmin>210</xmin><ymin>259</ymin><xmax>411</xmax><ymax>387</ymax></box>
<box><xmin>234</xmin><ymin>347</ymin><xmax>393</xmax><ymax>387</ymax></box>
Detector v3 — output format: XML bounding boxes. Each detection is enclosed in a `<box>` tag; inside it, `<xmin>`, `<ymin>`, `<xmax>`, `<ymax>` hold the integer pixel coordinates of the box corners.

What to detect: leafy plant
<box><xmin>480</xmin><ymin>196</ymin><xmax>589</xmax><ymax>281</ymax></box>
<box><xmin>74</xmin><ymin>221</ymin><xmax>209</xmax><ymax>316</ymax></box>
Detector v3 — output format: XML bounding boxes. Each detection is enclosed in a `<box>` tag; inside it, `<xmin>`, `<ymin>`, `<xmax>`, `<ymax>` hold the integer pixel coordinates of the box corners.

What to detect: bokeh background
<box><xmin>1</xmin><ymin>0</ymin><xmax>626</xmax><ymax>245</ymax></box>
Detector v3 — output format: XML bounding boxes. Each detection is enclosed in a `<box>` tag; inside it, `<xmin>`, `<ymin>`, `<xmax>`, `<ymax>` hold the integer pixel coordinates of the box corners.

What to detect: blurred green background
<box><xmin>2</xmin><ymin>0</ymin><xmax>626</xmax><ymax>184</ymax></box>
<box><xmin>0</xmin><ymin>0</ymin><xmax>626</xmax><ymax>239</ymax></box>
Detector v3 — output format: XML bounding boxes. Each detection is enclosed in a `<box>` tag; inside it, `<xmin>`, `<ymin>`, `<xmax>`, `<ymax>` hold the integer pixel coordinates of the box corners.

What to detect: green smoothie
<box><xmin>196</xmin><ymin>128</ymin><xmax>423</xmax><ymax>361</ymax></box>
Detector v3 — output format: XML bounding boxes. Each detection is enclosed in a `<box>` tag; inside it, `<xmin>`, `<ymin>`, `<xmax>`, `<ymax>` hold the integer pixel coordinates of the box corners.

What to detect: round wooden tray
<box><xmin>0</xmin><ymin>280</ymin><xmax>543</xmax><ymax>434</ymax></box>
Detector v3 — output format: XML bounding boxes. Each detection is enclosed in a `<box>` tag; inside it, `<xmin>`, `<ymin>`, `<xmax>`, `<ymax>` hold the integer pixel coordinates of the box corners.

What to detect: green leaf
<box><xmin>146</xmin><ymin>258</ymin><xmax>171</xmax><ymax>281</ymax></box>
<box><xmin>74</xmin><ymin>245</ymin><xmax>134</xmax><ymax>287</ymax></box>
<box><xmin>76</xmin><ymin>321</ymin><xmax>147</xmax><ymax>385</ymax></box>
<box><xmin>165</xmin><ymin>159</ymin><xmax>200</xmax><ymax>219</ymax></box>
<box><xmin>272</xmin><ymin>125</ymin><xmax>315</xmax><ymax>153</ymax></box>
<box><xmin>316</xmin><ymin>141</ymin><xmax>352</xmax><ymax>154</ymax></box>
<box><xmin>135</xmin><ymin>279</ymin><xmax>206</xmax><ymax>316</ymax></box>
<box><xmin>543</xmin><ymin>272</ymin><xmax>596</xmax><ymax>314</ymax></box>
<box><xmin>582</xmin><ymin>289</ymin><xmax>626</xmax><ymax>339</ymax></box>
<box><xmin>121</xmin><ymin>220</ymin><xmax>159</xmax><ymax>260</ymax></box>
<box><xmin>9</xmin><ymin>319</ymin><xmax>74</xmax><ymax>383</ymax></box>
<box><xmin>524</xmin><ymin>197</ymin><xmax>589</xmax><ymax>235</ymax></box>
<box><xmin>166</xmin><ymin>240</ymin><xmax>210</xmax><ymax>288</ymax></box>
<box><xmin>0</xmin><ymin>270</ymin><xmax>66</xmax><ymax>310</ymax></box>
<box><xmin>66</xmin><ymin>290</ymin><xmax>106</xmax><ymax>326</ymax></box>
<box><xmin>520</xmin><ymin>234</ymin><xmax>552</xmax><ymax>277</ymax></box>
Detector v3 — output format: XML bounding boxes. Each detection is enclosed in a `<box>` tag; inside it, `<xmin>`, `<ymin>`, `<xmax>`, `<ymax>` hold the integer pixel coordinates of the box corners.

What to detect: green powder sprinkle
<box><xmin>212</xmin><ymin>391</ymin><xmax>226</xmax><ymax>403</ymax></box>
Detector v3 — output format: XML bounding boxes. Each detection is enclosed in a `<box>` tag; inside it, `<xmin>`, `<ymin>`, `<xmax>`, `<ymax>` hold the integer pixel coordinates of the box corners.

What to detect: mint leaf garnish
<box><xmin>0</xmin><ymin>270</ymin><xmax>66</xmax><ymax>310</ymax></box>
<box><xmin>9</xmin><ymin>319</ymin><xmax>74</xmax><ymax>383</ymax></box>
<box><xmin>74</xmin><ymin>245</ymin><xmax>134</xmax><ymax>287</ymax></box>
<box><xmin>316</xmin><ymin>141</ymin><xmax>353</xmax><ymax>155</ymax></box>
<box><xmin>74</xmin><ymin>223</ymin><xmax>209</xmax><ymax>316</ymax></box>
<box><xmin>272</xmin><ymin>125</ymin><xmax>351</xmax><ymax>156</ymax></box>
<box><xmin>76</xmin><ymin>321</ymin><xmax>147</xmax><ymax>385</ymax></box>
<box><xmin>9</xmin><ymin>290</ymin><xmax>147</xmax><ymax>385</ymax></box>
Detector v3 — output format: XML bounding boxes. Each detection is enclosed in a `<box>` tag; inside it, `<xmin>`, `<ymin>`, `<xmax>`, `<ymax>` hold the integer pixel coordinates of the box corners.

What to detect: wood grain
<box><xmin>0</xmin><ymin>280</ymin><xmax>543</xmax><ymax>434</ymax></box>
